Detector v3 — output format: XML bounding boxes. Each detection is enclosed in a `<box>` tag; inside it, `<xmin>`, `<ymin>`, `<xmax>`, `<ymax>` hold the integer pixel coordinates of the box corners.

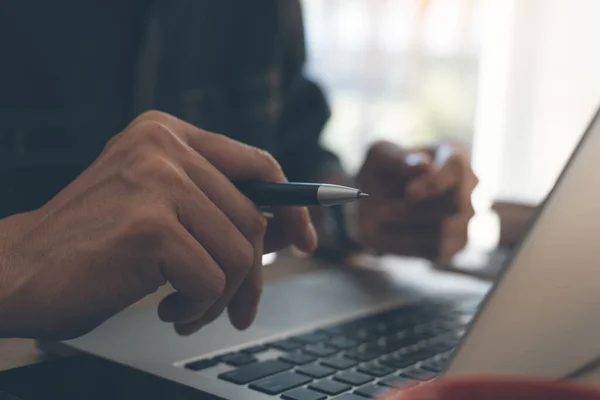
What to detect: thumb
<box><xmin>406</xmin><ymin>142</ymin><xmax>464</xmax><ymax>200</ymax></box>
<box><xmin>364</xmin><ymin>141</ymin><xmax>433</xmax><ymax>176</ymax></box>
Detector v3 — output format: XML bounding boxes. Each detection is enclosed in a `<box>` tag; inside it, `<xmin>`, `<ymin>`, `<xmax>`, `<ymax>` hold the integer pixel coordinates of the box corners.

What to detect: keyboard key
<box><xmin>272</xmin><ymin>339</ymin><xmax>304</xmax><ymax>352</ymax></box>
<box><xmin>282</xmin><ymin>388</ymin><xmax>327</xmax><ymax>400</ymax></box>
<box><xmin>381</xmin><ymin>334</ymin><xmax>414</xmax><ymax>350</ymax></box>
<box><xmin>280</xmin><ymin>352</ymin><xmax>317</xmax><ymax>365</ymax></box>
<box><xmin>297</xmin><ymin>364</ymin><xmax>336</xmax><ymax>378</ymax></box>
<box><xmin>400</xmin><ymin>367</ymin><xmax>437</xmax><ymax>381</ymax></box>
<box><xmin>379</xmin><ymin>375</ymin><xmax>417</xmax><ymax>388</ymax></box>
<box><xmin>321</xmin><ymin>357</ymin><xmax>358</xmax><ymax>370</ymax></box>
<box><xmin>349</xmin><ymin>329</ymin><xmax>379</xmax><ymax>342</ymax></box>
<box><xmin>364</xmin><ymin>337</ymin><xmax>407</xmax><ymax>355</ymax></box>
<box><xmin>184</xmin><ymin>358</ymin><xmax>219</xmax><ymax>371</ymax></box>
<box><xmin>309</xmin><ymin>379</ymin><xmax>352</xmax><ymax>396</ymax></box>
<box><xmin>249</xmin><ymin>372</ymin><xmax>312</xmax><ymax>395</ymax></box>
<box><xmin>344</xmin><ymin>349</ymin><xmax>377</xmax><ymax>362</ymax></box>
<box><xmin>219</xmin><ymin>352</ymin><xmax>258</xmax><ymax>366</ymax></box>
<box><xmin>334</xmin><ymin>371</ymin><xmax>373</xmax><ymax>386</ymax></box>
<box><xmin>304</xmin><ymin>343</ymin><xmax>339</xmax><ymax>357</ymax></box>
<box><xmin>328</xmin><ymin>336</ymin><xmax>359</xmax><ymax>350</ymax></box>
<box><xmin>379</xmin><ymin>354</ymin><xmax>419</xmax><ymax>369</ymax></box>
<box><xmin>420</xmin><ymin>363</ymin><xmax>444</xmax><ymax>373</ymax></box>
<box><xmin>357</xmin><ymin>362</ymin><xmax>395</xmax><ymax>377</ymax></box>
<box><xmin>354</xmin><ymin>383</ymin><xmax>389</xmax><ymax>398</ymax></box>
<box><xmin>420</xmin><ymin>358</ymin><xmax>447</xmax><ymax>373</ymax></box>
<box><xmin>240</xmin><ymin>344</ymin><xmax>268</xmax><ymax>354</ymax></box>
<box><xmin>428</xmin><ymin>342</ymin><xmax>456</xmax><ymax>354</ymax></box>
<box><xmin>218</xmin><ymin>360</ymin><xmax>293</xmax><ymax>384</ymax></box>
<box><xmin>403</xmin><ymin>349</ymin><xmax>437</xmax><ymax>363</ymax></box>
<box><xmin>331</xmin><ymin>394</ymin><xmax>366</xmax><ymax>400</ymax></box>
<box><xmin>319</xmin><ymin>324</ymin><xmax>354</xmax><ymax>335</ymax></box>
<box><xmin>371</xmin><ymin>322</ymin><xmax>395</xmax><ymax>335</ymax></box>
<box><xmin>294</xmin><ymin>331</ymin><xmax>330</xmax><ymax>344</ymax></box>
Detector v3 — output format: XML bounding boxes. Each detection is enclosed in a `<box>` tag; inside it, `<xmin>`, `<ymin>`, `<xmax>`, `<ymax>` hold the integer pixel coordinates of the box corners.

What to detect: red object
<box><xmin>378</xmin><ymin>377</ymin><xmax>600</xmax><ymax>400</ymax></box>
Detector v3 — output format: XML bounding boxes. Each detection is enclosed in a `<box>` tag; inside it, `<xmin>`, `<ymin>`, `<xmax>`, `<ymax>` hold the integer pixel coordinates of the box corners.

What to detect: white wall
<box><xmin>472</xmin><ymin>0</ymin><xmax>600</xmax><ymax>206</ymax></box>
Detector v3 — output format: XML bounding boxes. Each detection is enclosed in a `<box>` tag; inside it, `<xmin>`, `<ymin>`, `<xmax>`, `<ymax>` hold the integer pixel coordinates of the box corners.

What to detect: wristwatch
<box><xmin>313</xmin><ymin>201</ymin><xmax>363</xmax><ymax>260</ymax></box>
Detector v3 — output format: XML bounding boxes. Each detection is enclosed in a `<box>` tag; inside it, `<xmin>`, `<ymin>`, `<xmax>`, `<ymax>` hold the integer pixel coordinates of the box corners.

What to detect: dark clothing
<box><xmin>0</xmin><ymin>0</ymin><xmax>339</xmax><ymax>217</ymax></box>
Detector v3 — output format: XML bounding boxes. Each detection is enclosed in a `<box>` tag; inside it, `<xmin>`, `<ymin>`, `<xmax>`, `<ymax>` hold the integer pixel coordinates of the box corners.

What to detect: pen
<box><xmin>233</xmin><ymin>181</ymin><xmax>369</xmax><ymax>207</ymax></box>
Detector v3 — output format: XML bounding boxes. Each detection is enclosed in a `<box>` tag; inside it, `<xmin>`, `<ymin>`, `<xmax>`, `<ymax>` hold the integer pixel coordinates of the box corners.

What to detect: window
<box><xmin>302</xmin><ymin>0</ymin><xmax>483</xmax><ymax>174</ymax></box>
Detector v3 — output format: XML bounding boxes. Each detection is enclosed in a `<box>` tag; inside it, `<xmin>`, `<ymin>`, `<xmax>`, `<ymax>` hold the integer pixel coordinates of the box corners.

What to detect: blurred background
<box><xmin>301</xmin><ymin>0</ymin><xmax>600</xmax><ymax>250</ymax></box>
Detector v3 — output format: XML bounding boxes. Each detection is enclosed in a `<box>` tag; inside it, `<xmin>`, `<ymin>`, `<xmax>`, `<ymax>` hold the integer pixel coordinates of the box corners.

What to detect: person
<box><xmin>0</xmin><ymin>1</ymin><xmax>477</xmax><ymax>341</ymax></box>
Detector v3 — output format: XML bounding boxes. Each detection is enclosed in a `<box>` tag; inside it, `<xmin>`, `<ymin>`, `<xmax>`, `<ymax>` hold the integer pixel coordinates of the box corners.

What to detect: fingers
<box><xmin>156</xmin><ymin>222</ymin><xmax>225</xmax><ymax>324</ymax></box>
<box><xmin>136</xmin><ymin>111</ymin><xmax>316</xmax><ymax>253</ymax></box>
<box><xmin>119</xmin><ymin>111</ymin><xmax>316</xmax><ymax>335</ymax></box>
<box><xmin>364</xmin><ymin>140</ymin><xmax>432</xmax><ymax>177</ymax></box>
<box><xmin>189</xmin><ymin>133</ymin><xmax>315</xmax><ymax>252</ymax></box>
<box><xmin>358</xmin><ymin>141</ymin><xmax>433</xmax><ymax>198</ymax></box>
<box><xmin>406</xmin><ymin>142</ymin><xmax>465</xmax><ymax>200</ymax></box>
<box><xmin>172</xmin><ymin>180</ymin><xmax>257</xmax><ymax>334</ymax></box>
<box><xmin>177</xmin><ymin>152</ymin><xmax>267</xmax><ymax>331</ymax></box>
<box><xmin>227</xmin><ymin>232</ymin><xmax>264</xmax><ymax>330</ymax></box>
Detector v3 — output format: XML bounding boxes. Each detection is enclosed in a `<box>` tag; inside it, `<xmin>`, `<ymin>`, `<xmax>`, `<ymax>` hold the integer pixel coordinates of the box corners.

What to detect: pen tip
<box><xmin>358</xmin><ymin>192</ymin><xmax>369</xmax><ymax>199</ymax></box>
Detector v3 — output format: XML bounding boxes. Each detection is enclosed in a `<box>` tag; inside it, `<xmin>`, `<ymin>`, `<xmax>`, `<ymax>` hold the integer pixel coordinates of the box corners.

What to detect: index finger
<box><xmin>364</xmin><ymin>141</ymin><xmax>433</xmax><ymax>177</ymax></box>
<box><xmin>138</xmin><ymin>111</ymin><xmax>317</xmax><ymax>253</ymax></box>
<box><xmin>406</xmin><ymin>143</ymin><xmax>464</xmax><ymax>200</ymax></box>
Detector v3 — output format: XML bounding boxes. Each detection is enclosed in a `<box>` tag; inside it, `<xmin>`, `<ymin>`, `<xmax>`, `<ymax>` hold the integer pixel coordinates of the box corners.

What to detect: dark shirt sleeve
<box><xmin>274</xmin><ymin>1</ymin><xmax>346</xmax><ymax>183</ymax></box>
<box><xmin>276</xmin><ymin>74</ymin><xmax>346</xmax><ymax>183</ymax></box>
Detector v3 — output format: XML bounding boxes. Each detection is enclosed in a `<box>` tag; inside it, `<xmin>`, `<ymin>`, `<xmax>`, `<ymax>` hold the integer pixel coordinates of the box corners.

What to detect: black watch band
<box><xmin>314</xmin><ymin>203</ymin><xmax>362</xmax><ymax>260</ymax></box>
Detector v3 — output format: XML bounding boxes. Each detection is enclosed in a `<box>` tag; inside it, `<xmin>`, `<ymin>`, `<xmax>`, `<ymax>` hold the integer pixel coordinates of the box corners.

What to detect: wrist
<box><xmin>311</xmin><ymin>203</ymin><xmax>363</xmax><ymax>261</ymax></box>
<box><xmin>310</xmin><ymin>170</ymin><xmax>364</xmax><ymax>260</ymax></box>
<box><xmin>0</xmin><ymin>211</ymin><xmax>35</xmax><ymax>338</ymax></box>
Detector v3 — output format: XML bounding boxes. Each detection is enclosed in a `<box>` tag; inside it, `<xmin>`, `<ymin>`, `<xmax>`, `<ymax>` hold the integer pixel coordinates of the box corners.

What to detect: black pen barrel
<box><xmin>234</xmin><ymin>181</ymin><xmax>320</xmax><ymax>207</ymax></box>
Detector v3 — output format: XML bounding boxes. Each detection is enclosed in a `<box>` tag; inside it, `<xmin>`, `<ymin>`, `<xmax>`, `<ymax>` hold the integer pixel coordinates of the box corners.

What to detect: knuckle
<box><xmin>125</xmin><ymin>206</ymin><xmax>173</xmax><ymax>248</ymax></box>
<box><xmin>134</xmin><ymin>119</ymin><xmax>174</xmax><ymax>146</ymax></box>
<box><xmin>133</xmin><ymin>110</ymin><xmax>171</xmax><ymax>127</ymax></box>
<box><xmin>232</xmin><ymin>238</ymin><xmax>255</xmax><ymax>274</ymax></box>
<box><xmin>123</xmin><ymin>117</ymin><xmax>178</xmax><ymax>151</ymax></box>
<box><xmin>128</xmin><ymin>152</ymin><xmax>185</xmax><ymax>185</ymax></box>
<box><xmin>246</xmin><ymin>210</ymin><xmax>268</xmax><ymax>240</ymax></box>
<box><xmin>256</xmin><ymin>148</ymin><xmax>283</xmax><ymax>175</ymax></box>
<box><xmin>208</xmin><ymin>271</ymin><xmax>227</xmax><ymax>299</ymax></box>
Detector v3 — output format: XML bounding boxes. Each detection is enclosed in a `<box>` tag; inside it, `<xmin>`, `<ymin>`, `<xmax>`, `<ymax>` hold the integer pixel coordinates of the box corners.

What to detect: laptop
<box><xmin>37</xmin><ymin>106</ymin><xmax>600</xmax><ymax>399</ymax></box>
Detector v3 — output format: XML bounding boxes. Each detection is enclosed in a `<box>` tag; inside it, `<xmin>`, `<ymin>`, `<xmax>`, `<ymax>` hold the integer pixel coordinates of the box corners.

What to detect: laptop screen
<box><xmin>446</xmin><ymin>107</ymin><xmax>600</xmax><ymax>379</ymax></box>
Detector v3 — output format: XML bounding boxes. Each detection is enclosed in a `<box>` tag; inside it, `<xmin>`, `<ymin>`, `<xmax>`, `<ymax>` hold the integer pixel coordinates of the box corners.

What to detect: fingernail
<box><xmin>246</xmin><ymin>304</ymin><xmax>259</xmax><ymax>328</ymax></box>
<box><xmin>175</xmin><ymin>323</ymin><xmax>201</xmax><ymax>337</ymax></box>
<box><xmin>303</xmin><ymin>222</ymin><xmax>318</xmax><ymax>252</ymax></box>
<box><xmin>240</xmin><ymin>297</ymin><xmax>260</xmax><ymax>330</ymax></box>
<box><xmin>405</xmin><ymin>152</ymin><xmax>430</xmax><ymax>167</ymax></box>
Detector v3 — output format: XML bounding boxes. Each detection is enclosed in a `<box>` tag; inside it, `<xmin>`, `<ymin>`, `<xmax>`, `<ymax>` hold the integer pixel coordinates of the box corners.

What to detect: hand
<box><xmin>0</xmin><ymin>111</ymin><xmax>317</xmax><ymax>340</ymax></box>
<box><xmin>355</xmin><ymin>140</ymin><xmax>477</xmax><ymax>261</ymax></box>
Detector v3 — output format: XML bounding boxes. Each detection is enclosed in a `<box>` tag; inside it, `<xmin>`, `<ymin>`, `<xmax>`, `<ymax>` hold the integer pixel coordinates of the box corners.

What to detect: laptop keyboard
<box><xmin>184</xmin><ymin>297</ymin><xmax>480</xmax><ymax>399</ymax></box>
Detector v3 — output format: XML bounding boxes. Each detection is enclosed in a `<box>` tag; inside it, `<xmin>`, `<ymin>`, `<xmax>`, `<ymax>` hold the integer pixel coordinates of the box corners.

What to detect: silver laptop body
<box><xmin>42</xmin><ymin>107</ymin><xmax>600</xmax><ymax>398</ymax></box>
